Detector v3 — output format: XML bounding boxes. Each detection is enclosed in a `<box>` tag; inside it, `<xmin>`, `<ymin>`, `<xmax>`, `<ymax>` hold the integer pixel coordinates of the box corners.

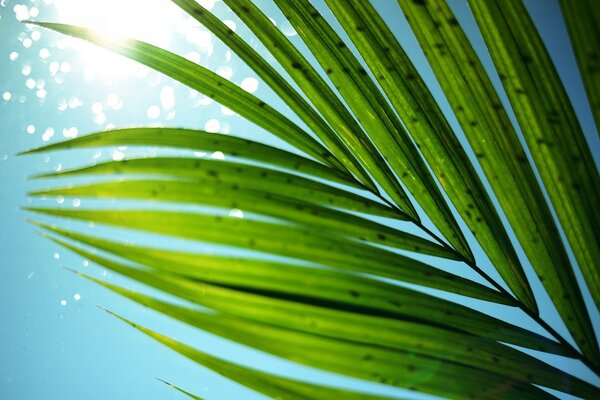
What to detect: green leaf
<box><xmin>30</xmin><ymin>156</ymin><xmax>403</xmax><ymax>219</ymax></box>
<box><xmin>25</xmin><ymin>210</ymin><xmax>507</xmax><ymax>304</ymax></box>
<box><xmin>169</xmin><ymin>0</ymin><xmax>377</xmax><ymax>192</ymax></box>
<box><xmin>467</xmin><ymin>0</ymin><xmax>600</xmax><ymax>366</ymax></box>
<box><xmin>27</xmin><ymin>22</ymin><xmax>346</xmax><ymax>172</ymax></box>
<box><xmin>30</xmin><ymin>154</ymin><xmax>461</xmax><ymax>258</ymax></box>
<box><xmin>59</xmin><ymin>253</ymin><xmax>567</xmax><ymax>399</ymax></box>
<box><xmin>91</xmin><ymin>278</ymin><xmax>597</xmax><ymax>399</ymax></box>
<box><xmin>36</xmin><ymin>224</ymin><xmax>569</xmax><ymax>357</ymax></box>
<box><xmin>30</xmin><ymin>179</ymin><xmax>456</xmax><ymax>258</ymax></box>
<box><xmin>20</xmin><ymin>128</ymin><xmax>359</xmax><ymax>188</ymax></box>
<box><xmin>263</xmin><ymin>0</ymin><xmax>474</xmax><ymax>262</ymax></box>
<box><xmin>102</xmin><ymin>309</ymin><xmax>403</xmax><ymax>400</ymax></box>
<box><xmin>560</xmin><ymin>0</ymin><xmax>600</xmax><ymax>133</ymax></box>
<box><xmin>216</xmin><ymin>0</ymin><xmax>419</xmax><ymax>219</ymax></box>
<box><xmin>331</xmin><ymin>0</ymin><xmax>537</xmax><ymax>314</ymax></box>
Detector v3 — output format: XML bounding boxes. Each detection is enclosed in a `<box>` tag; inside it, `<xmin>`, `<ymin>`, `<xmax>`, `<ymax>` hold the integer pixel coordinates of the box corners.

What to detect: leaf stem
<box><xmin>355</xmin><ymin>177</ymin><xmax>599</xmax><ymax>375</ymax></box>
<box><xmin>414</xmin><ymin>216</ymin><xmax>600</xmax><ymax>376</ymax></box>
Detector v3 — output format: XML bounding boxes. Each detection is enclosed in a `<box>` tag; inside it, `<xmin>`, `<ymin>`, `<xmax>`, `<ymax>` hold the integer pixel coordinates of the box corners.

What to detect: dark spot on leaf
<box><xmin>447</xmin><ymin>17</ymin><xmax>458</xmax><ymax>26</ymax></box>
<box><xmin>521</xmin><ymin>54</ymin><xmax>533</xmax><ymax>64</ymax></box>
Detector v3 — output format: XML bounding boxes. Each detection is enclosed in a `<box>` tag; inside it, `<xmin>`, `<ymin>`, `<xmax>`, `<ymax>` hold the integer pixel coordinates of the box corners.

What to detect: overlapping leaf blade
<box><xmin>50</xmin><ymin>241</ymin><xmax>569</xmax><ymax>399</ymax></box>
<box><xmin>262</xmin><ymin>0</ymin><xmax>474</xmax><ymax>262</ymax></box>
<box><xmin>168</xmin><ymin>0</ymin><xmax>377</xmax><ymax>191</ymax></box>
<box><xmin>214</xmin><ymin>0</ymin><xmax>419</xmax><ymax>219</ymax></box>
<box><xmin>30</xmin><ymin>156</ymin><xmax>402</xmax><ymax>219</ymax></box>
<box><xmin>36</xmin><ymin>224</ymin><xmax>571</xmax><ymax>357</ymax></box>
<box><xmin>328</xmin><ymin>0</ymin><xmax>537</xmax><ymax>314</ymax></box>
<box><xmin>102</xmin><ymin>310</ymin><xmax>403</xmax><ymax>400</ymax></box>
<box><xmin>28</xmin><ymin>22</ymin><xmax>346</xmax><ymax>172</ymax></box>
<box><xmin>93</xmin><ymin>280</ymin><xmax>596</xmax><ymax>399</ymax></box>
<box><xmin>30</xmin><ymin>178</ymin><xmax>454</xmax><ymax>258</ymax></box>
<box><xmin>466</xmin><ymin>0</ymin><xmax>600</xmax><ymax>366</ymax></box>
<box><xmin>21</xmin><ymin>128</ymin><xmax>359</xmax><ymax>188</ymax></box>
<box><xmin>26</xmin><ymin>209</ymin><xmax>506</xmax><ymax>303</ymax></box>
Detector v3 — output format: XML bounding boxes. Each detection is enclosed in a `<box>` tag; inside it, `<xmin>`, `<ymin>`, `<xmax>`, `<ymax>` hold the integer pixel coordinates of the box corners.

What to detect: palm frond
<box><xmin>20</xmin><ymin>0</ymin><xmax>600</xmax><ymax>398</ymax></box>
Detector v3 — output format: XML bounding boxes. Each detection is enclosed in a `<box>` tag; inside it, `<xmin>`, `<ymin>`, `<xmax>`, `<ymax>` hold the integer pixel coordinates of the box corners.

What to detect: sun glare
<box><xmin>50</xmin><ymin>0</ymin><xmax>186</xmax><ymax>77</ymax></box>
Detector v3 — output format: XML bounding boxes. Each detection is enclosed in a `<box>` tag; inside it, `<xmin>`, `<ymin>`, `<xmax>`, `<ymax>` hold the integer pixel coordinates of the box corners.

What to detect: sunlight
<box><xmin>53</xmin><ymin>0</ymin><xmax>181</xmax><ymax>46</ymax></box>
<box><xmin>50</xmin><ymin>0</ymin><xmax>185</xmax><ymax>78</ymax></box>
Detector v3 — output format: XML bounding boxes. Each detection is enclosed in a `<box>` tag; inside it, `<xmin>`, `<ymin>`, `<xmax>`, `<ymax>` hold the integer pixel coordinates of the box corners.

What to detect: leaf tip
<box><xmin>156</xmin><ymin>378</ymin><xmax>173</xmax><ymax>387</ymax></box>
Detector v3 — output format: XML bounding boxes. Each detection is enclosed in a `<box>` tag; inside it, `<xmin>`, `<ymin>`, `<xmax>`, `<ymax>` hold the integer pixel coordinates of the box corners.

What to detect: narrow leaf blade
<box><xmin>28</xmin><ymin>22</ymin><xmax>345</xmax><ymax>171</ymax></box>
<box><xmin>467</xmin><ymin>0</ymin><xmax>600</xmax><ymax>366</ymax></box>
<box><xmin>25</xmin><ymin>208</ymin><xmax>508</xmax><ymax>303</ymax></box>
